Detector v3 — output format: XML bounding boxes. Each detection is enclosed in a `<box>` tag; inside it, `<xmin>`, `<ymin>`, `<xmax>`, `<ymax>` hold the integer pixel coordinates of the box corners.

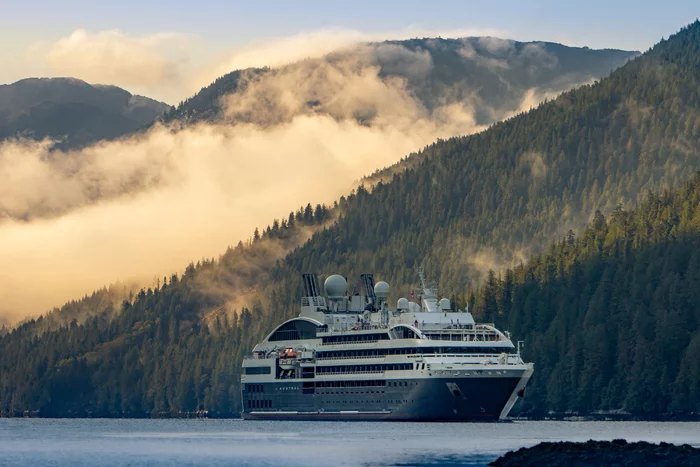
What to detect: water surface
<box><xmin>1</xmin><ymin>419</ymin><xmax>699</xmax><ymax>466</ymax></box>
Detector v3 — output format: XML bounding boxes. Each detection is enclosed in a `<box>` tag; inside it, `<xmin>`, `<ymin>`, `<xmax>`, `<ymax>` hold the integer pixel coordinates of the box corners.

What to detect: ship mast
<box><xmin>418</xmin><ymin>268</ymin><xmax>439</xmax><ymax>312</ymax></box>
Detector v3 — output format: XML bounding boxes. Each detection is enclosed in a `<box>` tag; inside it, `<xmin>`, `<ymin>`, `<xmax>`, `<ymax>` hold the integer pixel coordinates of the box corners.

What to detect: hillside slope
<box><xmin>487</xmin><ymin>174</ymin><xmax>700</xmax><ymax>415</ymax></box>
<box><xmin>272</xmin><ymin>21</ymin><xmax>700</xmax><ymax>300</ymax></box>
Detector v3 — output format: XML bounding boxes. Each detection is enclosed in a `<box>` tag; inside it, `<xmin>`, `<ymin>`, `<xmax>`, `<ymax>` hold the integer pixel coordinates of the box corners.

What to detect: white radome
<box><xmin>397</xmin><ymin>297</ymin><xmax>409</xmax><ymax>310</ymax></box>
<box><xmin>374</xmin><ymin>281</ymin><xmax>390</xmax><ymax>299</ymax></box>
<box><xmin>439</xmin><ymin>298</ymin><xmax>451</xmax><ymax>311</ymax></box>
<box><xmin>324</xmin><ymin>274</ymin><xmax>347</xmax><ymax>299</ymax></box>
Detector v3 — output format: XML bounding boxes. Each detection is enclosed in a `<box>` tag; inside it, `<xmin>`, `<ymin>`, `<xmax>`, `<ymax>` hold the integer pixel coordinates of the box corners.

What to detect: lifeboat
<box><xmin>279</xmin><ymin>348</ymin><xmax>297</xmax><ymax>370</ymax></box>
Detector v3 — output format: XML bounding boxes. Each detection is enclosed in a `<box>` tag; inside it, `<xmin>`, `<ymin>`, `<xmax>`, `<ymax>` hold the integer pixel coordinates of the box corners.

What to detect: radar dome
<box><xmin>397</xmin><ymin>297</ymin><xmax>409</xmax><ymax>311</ymax></box>
<box><xmin>324</xmin><ymin>274</ymin><xmax>347</xmax><ymax>299</ymax></box>
<box><xmin>439</xmin><ymin>298</ymin><xmax>451</xmax><ymax>311</ymax></box>
<box><xmin>408</xmin><ymin>302</ymin><xmax>421</xmax><ymax>313</ymax></box>
<box><xmin>374</xmin><ymin>281</ymin><xmax>390</xmax><ymax>299</ymax></box>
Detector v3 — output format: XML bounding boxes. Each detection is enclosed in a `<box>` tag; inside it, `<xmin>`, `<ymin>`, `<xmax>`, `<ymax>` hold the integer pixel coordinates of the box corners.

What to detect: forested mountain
<box><xmin>1</xmin><ymin>22</ymin><xmax>699</xmax><ymax>417</ymax></box>
<box><xmin>161</xmin><ymin>38</ymin><xmax>636</xmax><ymax>127</ymax></box>
<box><xmin>488</xmin><ymin>175</ymin><xmax>700</xmax><ymax>415</ymax></box>
<box><xmin>0</xmin><ymin>78</ymin><xmax>171</xmax><ymax>148</ymax></box>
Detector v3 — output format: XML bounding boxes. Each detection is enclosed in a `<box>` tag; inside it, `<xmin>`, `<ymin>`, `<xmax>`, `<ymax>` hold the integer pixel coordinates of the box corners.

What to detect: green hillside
<box><xmin>1</xmin><ymin>22</ymin><xmax>699</xmax><ymax>417</ymax></box>
<box><xmin>488</xmin><ymin>174</ymin><xmax>700</xmax><ymax>415</ymax></box>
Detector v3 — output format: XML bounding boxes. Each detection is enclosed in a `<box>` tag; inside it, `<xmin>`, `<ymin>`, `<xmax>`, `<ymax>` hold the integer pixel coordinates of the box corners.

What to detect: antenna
<box><xmin>418</xmin><ymin>268</ymin><xmax>438</xmax><ymax>300</ymax></box>
<box><xmin>418</xmin><ymin>268</ymin><xmax>427</xmax><ymax>290</ymax></box>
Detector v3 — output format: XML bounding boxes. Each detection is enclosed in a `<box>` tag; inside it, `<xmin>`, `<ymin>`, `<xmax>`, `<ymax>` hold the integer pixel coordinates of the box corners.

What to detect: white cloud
<box><xmin>44</xmin><ymin>29</ymin><xmax>190</xmax><ymax>86</ymax></box>
<box><xmin>1</xmin><ymin>26</ymin><xmax>504</xmax><ymax>104</ymax></box>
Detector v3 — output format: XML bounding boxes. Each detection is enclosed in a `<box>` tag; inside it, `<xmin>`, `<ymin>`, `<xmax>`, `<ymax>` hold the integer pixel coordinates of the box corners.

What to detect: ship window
<box><xmin>321</xmin><ymin>333</ymin><xmax>389</xmax><ymax>344</ymax></box>
<box><xmin>269</xmin><ymin>319</ymin><xmax>322</xmax><ymax>341</ymax></box>
<box><xmin>390</xmin><ymin>325</ymin><xmax>419</xmax><ymax>340</ymax></box>
<box><xmin>245</xmin><ymin>366</ymin><xmax>271</xmax><ymax>375</ymax></box>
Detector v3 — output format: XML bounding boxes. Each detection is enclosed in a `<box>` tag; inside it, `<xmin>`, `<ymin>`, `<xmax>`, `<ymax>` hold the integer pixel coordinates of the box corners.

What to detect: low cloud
<box><xmin>39</xmin><ymin>29</ymin><xmax>191</xmax><ymax>95</ymax></box>
<box><xmin>0</xmin><ymin>117</ymin><xmax>474</xmax><ymax>322</ymax></box>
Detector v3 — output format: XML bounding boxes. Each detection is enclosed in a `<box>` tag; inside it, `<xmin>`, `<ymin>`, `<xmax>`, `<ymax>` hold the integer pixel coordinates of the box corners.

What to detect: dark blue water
<box><xmin>1</xmin><ymin>419</ymin><xmax>699</xmax><ymax>466</ymax></box>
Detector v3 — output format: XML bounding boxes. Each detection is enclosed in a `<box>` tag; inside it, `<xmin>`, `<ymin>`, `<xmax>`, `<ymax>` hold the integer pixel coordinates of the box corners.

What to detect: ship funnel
<box><xmin>325</xmin><ymin>274</ymin><xmax>347</xmax><ymax>299</ymax></box>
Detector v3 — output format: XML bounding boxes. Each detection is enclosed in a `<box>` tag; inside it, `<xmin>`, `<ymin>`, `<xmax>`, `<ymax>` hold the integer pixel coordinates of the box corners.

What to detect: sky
<box><xmin>1</xmin><ymin>0</ymin><xmax>698</xmax><ymax>103</ymax></box>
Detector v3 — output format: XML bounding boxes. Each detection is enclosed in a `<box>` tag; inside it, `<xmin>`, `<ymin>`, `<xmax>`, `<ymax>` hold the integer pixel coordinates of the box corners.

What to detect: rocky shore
<box><xmin>489</xmin><ymin>439</ymin><xmax>700</xmax><ymax>466</ymax></box>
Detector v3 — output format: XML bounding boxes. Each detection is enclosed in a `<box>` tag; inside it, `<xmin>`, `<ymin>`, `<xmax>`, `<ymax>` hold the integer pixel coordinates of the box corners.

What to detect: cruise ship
<box><xmin>241</xmin><ymin>271</ymin><xmax>533</xmax><ymax>421</ymax></box>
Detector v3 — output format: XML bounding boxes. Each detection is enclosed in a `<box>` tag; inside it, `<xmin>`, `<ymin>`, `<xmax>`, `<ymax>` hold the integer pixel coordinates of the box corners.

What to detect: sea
<box><xmin>0</xmin><ymin>419</ymin><xmax>699</xmax><ymax>466</ymax></box>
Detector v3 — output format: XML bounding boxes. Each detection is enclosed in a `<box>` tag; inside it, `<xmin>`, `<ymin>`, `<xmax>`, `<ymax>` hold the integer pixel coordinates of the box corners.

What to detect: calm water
<box><xmin>1</xmin><ymin>419</ymin><xmax>699</xmax><ymax>466</ymax></box>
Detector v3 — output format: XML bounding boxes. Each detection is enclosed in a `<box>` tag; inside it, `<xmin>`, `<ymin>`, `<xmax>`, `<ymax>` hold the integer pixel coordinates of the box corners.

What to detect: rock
<box><xmin>489</xmin><ymin>439</ymin><xmax>700</xmax><ymax>466</ymax></box>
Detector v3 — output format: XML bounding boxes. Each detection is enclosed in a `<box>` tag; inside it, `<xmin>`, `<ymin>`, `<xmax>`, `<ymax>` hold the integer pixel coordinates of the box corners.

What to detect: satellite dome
<box><xmin>374</xmin><ymin>281</ymin><xmax>390</xmax><ymax>299</ymax></box>
<box><xmin>397</xmin><ymin>297</ymin><xmax>409</xmax><ymax>311</ymax></box>
<box><xmin>324</xmin><ymin>274</ymin><xmax>347</xmax><ymax>299</ymax></box>
<box><xmin>439</xmin><ymin>298</ymin><xmax>451</xmax><ymax>311</ymax></box>
<box><xmin>408</xmin><ymin>302</ymin><xmax>421</xmax><ymax>313</ymax></box>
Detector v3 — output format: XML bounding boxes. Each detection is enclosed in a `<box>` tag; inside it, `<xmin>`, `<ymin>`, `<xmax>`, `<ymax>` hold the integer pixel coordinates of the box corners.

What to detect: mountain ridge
<box><xmin>161</xmin><ymin>37</ymin><xmax>638</xmax><ymax>128</ymax></box>
<box><xmin>0</xmin><ymin>77</ymin><xmax>172</xmax><ymax>148</ymax></box>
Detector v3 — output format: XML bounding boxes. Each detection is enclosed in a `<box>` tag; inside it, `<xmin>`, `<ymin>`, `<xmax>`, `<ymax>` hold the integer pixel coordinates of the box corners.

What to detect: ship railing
<box><xmin>302</xmin><ymin>296</ymin><xmax>327</xmax><ymax>307</ymax></box>
<box><xmin>316</xmin><ymin>323</ymin><xmax>498</xmax><ymax>334</ymax></box>
<box><xmin>422</xmin><ymin>330</ymin><xmax>498</xmax><ymax>334</ymax></box>
<box><xmin>320</xmin><ymin>340</ymin><xmax>379</xmax><ymax>346</ymax></box>
<box><xmin>316</xmin><ymin>370</ymin><xmax>385</xmax><ymax>376</ymax></box>
<box><xmin>318</xmin><ymin>324</ymin><xmax>388</xmax><ymax>334</ymax></box>
<box><xmin>425</xmin><ymin>354</ymin><xmax>524</xmax><ymax>365</ymax></box>
<box><xmin>422</xmin><ymin>334</ymin><xmax>500</xmax><ymax>342</ymax></box>
<box><xmin>421</xmin><ymin>328</ymin><xmax>501</xmax><ymax>342</ymax></box>
<box><xmin>245</xmin><ymin>352</ymin><xmax>520</xmax><ymax>362</ymax></box>
<box><xmin>316</xmin><ymin>355</ymin><xmax>386</xmax><ymax>361</ymax></box>
<box><xmin>316</xmin><ymin>353</ymin><xmax>522</xmax><ymax>363</ymax></box>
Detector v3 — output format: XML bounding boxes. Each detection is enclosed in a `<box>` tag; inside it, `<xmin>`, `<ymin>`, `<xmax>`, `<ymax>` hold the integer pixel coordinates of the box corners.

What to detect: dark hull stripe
<box><xmin>243</xmin><ymin>412</ymin><xmax>503</xmax><ymax>421</ymax></box>
<box><xmin>242</xmin><ymin>376</ymin><xmax>522</xmax><ymax>421</ymax></box>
